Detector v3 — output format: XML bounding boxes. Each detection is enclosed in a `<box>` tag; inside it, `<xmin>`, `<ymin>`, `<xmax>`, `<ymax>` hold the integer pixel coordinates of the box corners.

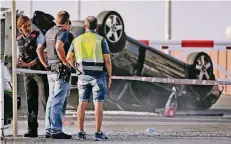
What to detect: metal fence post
<box><xmin>0</xmin><ymin>61</ymin><xmax>4</xmax><ymax>137</ymax></box>
<box><xmin>11</xmin><ymin>0</ymin><xmax>18</xmax><ymax>137</ymax></box>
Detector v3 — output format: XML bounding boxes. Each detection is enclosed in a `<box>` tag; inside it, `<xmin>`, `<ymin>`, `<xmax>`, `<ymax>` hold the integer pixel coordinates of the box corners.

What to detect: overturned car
<box><xmin>1</xmin><ymin>10</ymin><xmax>223</xmax><ymax>123</ymax></box>
<box><xmin>32</xmin><ymin>10</ymin><xmax>223</xmax><ymax>111</ymax></box>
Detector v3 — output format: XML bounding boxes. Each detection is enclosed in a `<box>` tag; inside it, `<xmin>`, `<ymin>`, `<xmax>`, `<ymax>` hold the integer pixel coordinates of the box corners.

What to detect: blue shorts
<box><xmin>77</xmin><ymin>75</ymin><xmax>107</xmax><ymax>102</ymax></box>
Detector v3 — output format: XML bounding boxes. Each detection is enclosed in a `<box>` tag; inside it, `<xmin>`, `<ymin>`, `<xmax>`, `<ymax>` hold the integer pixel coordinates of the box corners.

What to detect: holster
<box><xmin>50</xmin><ymin>63</ymin><xmax>71</xmax><ymax>82</ymax></box>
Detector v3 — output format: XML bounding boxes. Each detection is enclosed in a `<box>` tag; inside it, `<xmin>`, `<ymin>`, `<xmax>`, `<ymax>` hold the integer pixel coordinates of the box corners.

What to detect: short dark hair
<box><xmin>56</xmin><ymin>11</ymin><xmax>70</xmax><ymax>25</ymax></box>
<box><xmin>84</xmin><ymin>16</ymin><xmax>98</xmax><ymax>30</ymax></box>
<box><xmin>69</xmin><ymin>20</ymin><xmax>71</xmax><ymax>25</ymax></box>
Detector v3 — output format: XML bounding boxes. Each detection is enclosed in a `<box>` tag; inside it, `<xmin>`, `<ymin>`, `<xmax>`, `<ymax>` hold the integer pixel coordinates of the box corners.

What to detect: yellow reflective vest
<box><xmin>72</xmin><ymin>32</ymin><xmax>105</xmax><ymax>74</ymax></box>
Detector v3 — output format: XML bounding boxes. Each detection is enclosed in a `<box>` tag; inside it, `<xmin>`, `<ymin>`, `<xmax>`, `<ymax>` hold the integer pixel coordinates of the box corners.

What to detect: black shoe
<box><xmin>94</xmin><ymin>131</ymin><xmax>108</xmax><ymax>141</ymax></box>
<box><xmin>51</xmin><ymin>132</ymin><xmax>72</xmax><ymax>139</ymax></box>
<box><xmin>77</xmin><ymin>132</ymin><xmax>87</xmax><ymax>140</ymax></box>
<box><xmin>45</xmin><ymin>133</ymin><xmax>51</xmax><ymax>138</ymax></box>
<box><xmin>24</xmin><ymin>131</ymin><xmax>38</xmax><ymax>138</ymax></box>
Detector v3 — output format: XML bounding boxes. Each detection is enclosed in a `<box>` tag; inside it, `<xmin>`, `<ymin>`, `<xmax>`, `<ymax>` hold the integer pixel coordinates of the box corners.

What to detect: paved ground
<box><xmin>1</xmin><ymin>95</ymin><xmax>231</xmax><ymax>144</ymax></box>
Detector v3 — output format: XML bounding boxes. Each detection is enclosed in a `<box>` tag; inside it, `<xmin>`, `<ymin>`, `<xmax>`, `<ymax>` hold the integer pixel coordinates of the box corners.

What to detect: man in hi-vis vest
<box><xmin>67</xmin><ymin>16</ymin><xmax>112</xmax><ymax>141</ymax></box>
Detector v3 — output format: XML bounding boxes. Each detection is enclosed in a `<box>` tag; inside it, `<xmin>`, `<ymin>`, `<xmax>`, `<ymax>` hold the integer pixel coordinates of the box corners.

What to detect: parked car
<box><xmin>2</xmin><ymin>60</ymin><xmax>21</xmax><ymax>125</ymax></box>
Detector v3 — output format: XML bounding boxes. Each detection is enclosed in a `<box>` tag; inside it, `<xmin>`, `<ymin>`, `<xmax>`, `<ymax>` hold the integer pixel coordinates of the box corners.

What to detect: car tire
<box><xmin>97</xmin><ymin>11</ymin><xmax>127</xmax><ymax>53</ymax></box>
<box><xmin>184</xmin><ymin>52</ymin><xmax>217</xmax><ymax>109</ymax></box>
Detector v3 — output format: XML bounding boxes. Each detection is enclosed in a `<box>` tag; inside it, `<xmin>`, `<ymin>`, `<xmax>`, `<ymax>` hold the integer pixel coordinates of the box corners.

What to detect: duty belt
<box><xmin>50</xmin><ymin>63</ymin><xmax>71</xmax><ymax>82</ymax></box>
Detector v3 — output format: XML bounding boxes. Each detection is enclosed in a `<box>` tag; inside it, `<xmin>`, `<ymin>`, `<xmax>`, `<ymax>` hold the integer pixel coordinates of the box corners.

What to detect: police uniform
<box><xmin>44</xmin><ymin>26</ymin><xmax>72</xmax><ymax>138</ymax></box>
<box><xmin>16</xmin><ymin>30</ymin><xmax>49</xmax><ymax>136</ymax></box>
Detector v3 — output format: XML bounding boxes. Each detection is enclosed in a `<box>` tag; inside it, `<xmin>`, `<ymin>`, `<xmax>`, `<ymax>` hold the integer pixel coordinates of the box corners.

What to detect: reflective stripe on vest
<box><xmin>73</xmin><ymin>32</ymin><xmax>104</xmax><ymax>72</ymax></box>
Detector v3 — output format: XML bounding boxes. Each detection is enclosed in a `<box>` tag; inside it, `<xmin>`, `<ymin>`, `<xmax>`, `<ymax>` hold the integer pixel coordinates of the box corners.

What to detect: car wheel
<box><xmin>97</xmin><ymin>11</ymin><xmax>127</xmax><ymax>53</ymax></box>
<box><xmin>184</xmin><ymin>52</ymin><xmax>216</xmax><ymax>109</ymax></box>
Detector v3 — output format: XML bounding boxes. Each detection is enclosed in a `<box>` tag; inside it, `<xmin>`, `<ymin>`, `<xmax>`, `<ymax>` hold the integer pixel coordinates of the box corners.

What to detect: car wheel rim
<box><xmin>195</xmin><ymin>55</ymin><xmax>212</xmax><ymax>80</ymax></box>
<box><xmin>104</xmin><ymin>14</ymin><xmax>123</xmax><ymax>43</ymax></box>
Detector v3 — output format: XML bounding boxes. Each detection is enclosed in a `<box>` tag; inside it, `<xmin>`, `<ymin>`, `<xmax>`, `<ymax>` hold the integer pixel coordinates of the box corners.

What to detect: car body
<box><xmin>31</xmin><ymin>10</ymin><xmax>223</xmax><ymax>111</ymax></box>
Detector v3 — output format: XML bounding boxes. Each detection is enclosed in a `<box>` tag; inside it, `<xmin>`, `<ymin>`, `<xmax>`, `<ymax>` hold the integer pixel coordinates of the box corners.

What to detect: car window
<box><xmin>2</xmin><ymin>62</ymin><xmax>12</xmax><ymax>91</ymax></box>
<box><xmin>3</xmin><ymin>64</ymin><xmax>11</xmax><ymax>82</ymax></box>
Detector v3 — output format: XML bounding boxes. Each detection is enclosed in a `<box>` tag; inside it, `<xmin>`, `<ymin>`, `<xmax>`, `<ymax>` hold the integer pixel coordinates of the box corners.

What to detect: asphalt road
<box><xmin>1</xmin><ymin>96</ymin><xmax>231</xmax><ymax>144</ymax></box>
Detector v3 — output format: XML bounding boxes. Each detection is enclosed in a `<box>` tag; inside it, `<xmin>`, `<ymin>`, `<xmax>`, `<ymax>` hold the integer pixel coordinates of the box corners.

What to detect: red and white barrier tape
<box><xmin>15</xmin><ymin>68</ymin><xmax>231</xmax><ymax>86</ymax></box>
<box><xmin>139</xmin><ymin>40</ymin><xmax>231</xmax><ymax>50</ymax></box>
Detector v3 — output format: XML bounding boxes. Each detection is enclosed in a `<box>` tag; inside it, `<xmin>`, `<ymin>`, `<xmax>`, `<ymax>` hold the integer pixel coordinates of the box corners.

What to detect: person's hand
<box><xmin>18</xmin><ymin>60</ymin><xmax>30</xmax><ymax>68</ymax></box>
<box><xmin>63</xmin><ymin>62</ymin><xmax>71</xmax><ymax>70</ymax></box>
<box><xmin>17</xmin><ymin>61</ymin><xmax>21</xmax><ymax>68</ymax></box>
<box><xmin>45</xmin><ymin>65</ymin><xmax>51</xmax><ymax>71</ymax></box>
<box><xmin>107</xmin><ymin>76</ymin><xmax>112</xmax><ymax>89</ymax></box>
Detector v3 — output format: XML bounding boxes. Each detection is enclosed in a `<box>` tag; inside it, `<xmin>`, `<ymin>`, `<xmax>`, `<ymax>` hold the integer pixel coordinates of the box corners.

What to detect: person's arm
<box><xmin>16</xmin><ymin>41</ymin><xmax>20</xmax><ymax>60</ymax></box>
<box><xmin>36</xmin><ymin>32</ymin><xmax>49</xmax><ymax>68</ymax></box>
<box><xmin>66</xmin><ymin>43</ymin><xmax>75</xmax><ymax>68</ymax></box>
<box><xmin>56</xmin><ymin>31</ymin><xmax>70</xmax><ymax>68</ymax></box>
<box><xmin>102</xmin><ymin>38</ymin><xmax>112</xmax><ymax>88</ymax></box>
<box><xmin>16</xmin><ymin>42</ymin><xmax>22</xmax><ymax>67</ymax></box>
<box><xmin>27</xmin><ymin>32</ymin><xmax>45</xmax><ymax>67</ymax></box>
<box><xmin>104</xmin><ymin>55</ymin><xmax>112</xmax><ymax>77</ymax></box>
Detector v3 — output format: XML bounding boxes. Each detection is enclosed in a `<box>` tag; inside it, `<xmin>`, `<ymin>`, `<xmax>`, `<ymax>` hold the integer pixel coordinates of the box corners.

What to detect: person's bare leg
<box><xmin>77</xmin><ymin>101</ymin><xmax>88</xmax><ymax>132</ymax></box>
<box><xmin>94</xmin><ymin>102</ymin><xmax>104</xmax><ymax>132</ymax></box>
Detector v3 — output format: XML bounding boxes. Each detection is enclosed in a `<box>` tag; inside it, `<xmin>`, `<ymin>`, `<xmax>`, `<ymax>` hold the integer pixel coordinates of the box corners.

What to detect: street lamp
<box><xmin>29</xmin><ymin>0</ymin><xmax>33</xmax><ymax>18</ymax></box>
<box><xmin>225</xmin><ymin>25</ymin><xmax>231</xmax><ymax>40</ymax></box>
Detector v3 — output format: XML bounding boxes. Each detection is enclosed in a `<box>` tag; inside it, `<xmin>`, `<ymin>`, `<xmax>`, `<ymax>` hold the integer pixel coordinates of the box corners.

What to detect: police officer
<box><xmin>67</xmin><ymin>16</ymin><xmax>112</xmax><ymax>141</ymax></box>
<box><xmin>16</xmin><ymin>15</ymin><xmax>49</xmax><ymax>137</ymax></box>
<box><xmin>37</xmin><ymin>11</ymin><xmax>72</xmax><ymax>139</ymax></box>
<box><xmin>41</xmin><ymin>21</ymin><xmax>74</xmax><ymax>127</ymax></box>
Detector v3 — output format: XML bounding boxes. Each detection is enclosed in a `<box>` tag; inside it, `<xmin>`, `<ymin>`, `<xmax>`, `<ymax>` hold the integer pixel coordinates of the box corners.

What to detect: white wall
<box><xmin>1</xmin><ymin>0</ymin><xmax>231</xmax><ymax>40</ymax></box>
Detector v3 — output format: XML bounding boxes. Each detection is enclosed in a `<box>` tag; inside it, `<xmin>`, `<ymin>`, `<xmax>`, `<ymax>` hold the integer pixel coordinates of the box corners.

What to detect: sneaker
<box><xmin>94</xmin><ymin>131</ymin><xmax>108</xmax><ymax>141</ymax></box>
<box><xmin>45</xmin><ymin>133</ymin><xmax>51</xmax><ymax>138</ymax></box>
<box><xmin>77</xmin><ymin>132</ymin><xmax>87</xmax><ymax>140</ymax></box>
<box><xmin>51</xmin><ymin>132</ymin><xmax>72</xmax><ymax>139</ymax></box>
<box><xmin>45</xmin><ymin>129</ymin><xmax>51</xmax><ymax>138</ymax></box>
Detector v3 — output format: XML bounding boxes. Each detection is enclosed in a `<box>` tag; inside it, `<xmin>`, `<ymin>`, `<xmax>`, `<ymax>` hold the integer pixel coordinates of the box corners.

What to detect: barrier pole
<box><xmin>165</xmin><ymin>0</ymin><xmax>172</xmax><ymax>55</ymax></box>
<box><xmin>29</xmin><ymin>0</ymin><xmax>33</xmax><ymax>18</ymax></box>
<box><xmin>77</xmin><ymin>0</ymin><xmax>81</xmax><ymax>20</ymax></box>
<box><xmin>12</xmin><ymin>0</ymin><xmax>18</xmax><ymax>137</ymax></box>
<box><xmin>0</xmin><ymin>61</ymin><xmax>4</xmax><ymax>137</ymax></box>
